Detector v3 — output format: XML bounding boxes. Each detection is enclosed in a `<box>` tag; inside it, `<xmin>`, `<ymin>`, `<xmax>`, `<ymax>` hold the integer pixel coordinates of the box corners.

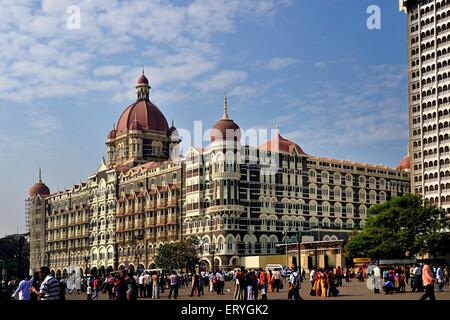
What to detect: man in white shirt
<box><xmin>144</xmin><ymin>272</ymin><xmax>152</xmax><ymax>298</ymax></box>
<box><xmin>373</xmin><ymin>265</ymin><xmax>381</xmax><ymax>294</ymax></box>
<box><xmin>168</xmin><ymin>271</ymin><xmax>178</xmax><ymax>299</ymax></box>
<box><xmin>272</xmin><ymin>269</ymin><xmax>281</xmax><ymax>292</ymax></box>
<box><xmin>138</xmin><ymin>273</ymin><xmax>146</xmax><ymax>298</ymax></box>
<box><xmin>11</xmin><ymin>276</ymin><xmax>32</xmax><ymax>300</ymax></box>
<box><xmin>288</xmin><ymin>267</ymin><xmax>301</xmax><ymax>300</ymax></box>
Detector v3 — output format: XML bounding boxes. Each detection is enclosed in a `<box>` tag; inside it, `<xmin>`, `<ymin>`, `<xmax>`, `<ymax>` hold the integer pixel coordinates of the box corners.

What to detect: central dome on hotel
<box><xmin>116</xmin><ymin>72</ymin><xmax>169</xmax><ymax>133</ymax></box>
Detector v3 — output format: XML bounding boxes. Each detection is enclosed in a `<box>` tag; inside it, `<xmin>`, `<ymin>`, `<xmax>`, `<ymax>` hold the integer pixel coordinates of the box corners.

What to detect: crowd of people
<box><xmin>2</xmin><ymin>263</ymin><xmax>448</xmax><ymax>301</ymax></box>
<box><xmin>369</xmin><ymin>263</ymin><xmax>449</xmax><ymax>300</ymax></box>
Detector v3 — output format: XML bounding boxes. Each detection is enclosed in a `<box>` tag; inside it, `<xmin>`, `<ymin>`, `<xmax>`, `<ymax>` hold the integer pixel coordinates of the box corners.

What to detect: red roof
<box><xmin>137</xmin><ymin>73</ymin><xmax>149</xmax><ymax>85</ymax></box>
<box><xmin>116</xmin><ymin>100</ymin><xmax>169</xmax><ymax>133</ymax></box>
<box><xmin>259</xmin><ymin>133</ymin><xmax>307</xmax><ymax>155</ymax></box>
<box><xmin>29</xmin><ymin>182</ymin><xmax>50</xmax><ymax>197</ymax></box>
<box><xmin>210</xmin><ymin>118</ymin><xmax>241</xmax><ymax>142</ymax></box>
<box><xmin>397</xmin><ymin>155</ymin><xmax>411</xmax><ymax>171</ymax></box>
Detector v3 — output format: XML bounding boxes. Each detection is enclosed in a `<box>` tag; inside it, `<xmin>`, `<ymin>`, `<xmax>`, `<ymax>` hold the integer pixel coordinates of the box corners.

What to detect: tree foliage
<box><xmin>345</xmin><ymin>194</ymin><xmax>450</xmax><ymax>259</ymax></box>
<box><xmin>154</xmin><ymin>237</ymin><xmax>200</xmax><ymax>271</ymax></box>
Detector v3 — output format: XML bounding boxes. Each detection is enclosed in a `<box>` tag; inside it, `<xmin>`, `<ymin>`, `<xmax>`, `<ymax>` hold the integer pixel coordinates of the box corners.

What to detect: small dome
<box><xmin>210</xmin><ymin>96</ymin><xmax>241</xmax><ymax>142</ymax></box>
<box><xmin>29</xmin><ymin>182</ymin><xmax>50</xmax><ymax>198</ymax></box>
<box><xmin>168</xmin><ymin>123</ymin><xmax>180</xmax><ymax>142</ymax></box>
<box><xmin>210</xmin><ymin>118</ymin><xmax>241</xmax><ymax>142</ymax></box>
<box><xmin>397</xmin><ymin>155</ymin><xmax>411</xmax><ymax>171</ymax></box>
<box><xmin>137</xmin><ymin>72</ymin><xmax>149</xmax><ymax>85</ymax></box>
<box><xmin>107</xmin><ymin>129</ymin><xmax>117</xmax><ymax>140</ymax></box>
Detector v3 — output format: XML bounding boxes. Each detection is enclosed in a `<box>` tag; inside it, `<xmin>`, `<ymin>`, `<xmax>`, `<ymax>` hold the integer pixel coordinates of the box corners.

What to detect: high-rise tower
<box><xmin>401</xmin><ymin>0</ymin><xmax>450</xmax><ymax>210</ymax></box>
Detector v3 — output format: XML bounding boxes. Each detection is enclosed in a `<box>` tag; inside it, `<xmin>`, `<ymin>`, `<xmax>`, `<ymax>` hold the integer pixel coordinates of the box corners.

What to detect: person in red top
<box><xmin>93</xmin><ymin>276</ymin><xmax>100</xmax><ymax>300</ymax></box>
<box><xmin>259</xmin><ymin>268</ymin><xmax>268</xmax><ymax>300</ymax></box>
<box><xmin>420</xmin><ymin>264</ymin><xmax>436</xmax><ymax>300</ymax></box>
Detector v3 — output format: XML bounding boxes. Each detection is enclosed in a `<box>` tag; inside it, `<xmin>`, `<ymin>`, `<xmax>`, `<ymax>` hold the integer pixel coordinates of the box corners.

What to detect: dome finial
<box><xmin>142</xmin><ymin>67</ymin><xmax>145</xmax><ymax>75</ymax></box>
<box><xmin>38</xmin><ymin>166</ymin><xmax>42</xmax><ymax>183</ymax></box>
<box><xmin>223</xmin><ymin>95</ymin><xmax>229</xmax><ymax>119</ymax></box>
<box><xmin>171</xmin><ymin>119</ymin><xmax>174</xmax><ymax>127</ymax></box>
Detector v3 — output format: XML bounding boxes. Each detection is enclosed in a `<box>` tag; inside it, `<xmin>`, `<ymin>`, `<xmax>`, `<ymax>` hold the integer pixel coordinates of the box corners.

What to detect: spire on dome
<box><xmin>136</xmin><ymin>70</ymin><xmax>150</xmax><ymax>100</ymax></box>
<box><xmin>223</xmin><ymin>95</ymin><xmax>229</xmax><ymax>119</ymax></box>
<box><xmin>171</xmin><ymin>119</ymin><xmax>174</xmax><ymax>127</ymax></box>
<box><xmin>38</xmin><ymin>167</ymin><xmax>42</xmax><ymax>183</ymax></box>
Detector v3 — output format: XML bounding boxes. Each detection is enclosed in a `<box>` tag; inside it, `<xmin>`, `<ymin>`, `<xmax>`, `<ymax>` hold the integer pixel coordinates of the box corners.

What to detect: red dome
<box><xmin>398</xmin><ymin>156</ymin><xmax>411</xmax><ymax>171</ymax></box>
<box><xmin>210</xmin><ymin>119</ymin><xmax>241</xmax><ymax>142</ymax></box>
<box><xmin>259</xmin><ymin>133</ymin><xmax>307</xmax><ymax>155</ymax></box>
<box><xmin>29</xmin><ymin>182</ymin><xmax>50</xmax><ymax>197</ymax></box>
<box><xmin>137</xmin><ymin>73</ymin><xmax>149</xmax><ymax>85</ymax></box>
<box><xmin>107</xmin><ymin>129</ymin><xmax>117</xmax><ymax>140</ymax></box>
<box><xmin>116</xmin><ymin>100</ymin><xmax>169</xmax><ymax>133</ymax></box>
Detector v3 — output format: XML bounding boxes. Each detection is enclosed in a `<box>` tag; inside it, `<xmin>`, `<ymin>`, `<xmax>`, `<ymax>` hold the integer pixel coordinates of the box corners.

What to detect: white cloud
<box><xmin>266</xmin><ymin>57</ymin><xmax>299</xmax><ymax>70</ymax></box>
<box><xmin>193</xmin><ymin>70</ymin><xmax>247</xmax><ymax>93</ymax></box>
<box><xmin>0</xmin><ymin>0</ymin><xmax>291</xmax><ymax>102</ymax></box>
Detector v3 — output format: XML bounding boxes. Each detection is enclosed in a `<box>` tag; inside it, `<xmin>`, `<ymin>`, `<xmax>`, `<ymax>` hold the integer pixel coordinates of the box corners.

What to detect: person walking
<box><xmin>93</xmin><ymin>275</ymin><xmax>100</xmax><ymax>300</ymax></box>
<box><xmin>11</xmin><ymin>276</ymin><xmax>31</xmax><ymax>300</ymax></box>
<box><xmin>272</xmin><ymin>268</ymin><xmax>281</xmax><ymax>292</ymax></box>
<box><xmin>412</xmin><ymin>264</ymin><xmax>423</xmax><ymax>292</ymax></box>
<box><xmin>168</xmin><ymin>271</ymin><xmax>179</xmax><ymax>299</ymax></box>
<box><xmin>151</xmin><ymin>271</ymin><xmax>160</xmax><ymax>299</ymax></box>
<box><xmin>139</xmin><ymin>272</ymin><xmax>146</xmax><ymax>298</ymax></box>
<box><xmin>86</xmin><ymin>282</ymin><xmax>93</xmax><ymax>300</ymax></box>
<box><xmin>30</xmin><ymin>266</ymin><xmax>60</xmax><ymax>300</ymax></box>
<box><xmin>190</xmin><ymin>272</ymin><xmax>200</xmax><ymax>297</ymax></box>
<box><xmin>107</xmin><ymin>274</ymin><xmax>115</xmax><ymax>299</ymax></box>
<box><xmin>373</xmin><ymin>265</ymin><xmax>381</xmax><ymax>294</ymax></box>
<box><xmin>288</xmin><ymin>266</ymin><xmax>301</xmax><ymax>300</ymax></box>
<box><xmin>259</xmin><ymin>268</ymin><xmax>268</xmax><ymax>301</ymax></box>
<box><xmin>420</xmin><ymin>263</ymin><xmax>436</xmax><ymax>300</ymax></box>
<box><xmin>437</xmin><ymin>266</ymin><xmax>445</xmax><ymax>292</ymax></box>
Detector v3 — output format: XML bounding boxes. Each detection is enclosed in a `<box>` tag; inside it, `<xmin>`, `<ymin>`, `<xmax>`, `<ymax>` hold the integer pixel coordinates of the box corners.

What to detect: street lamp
<box><xmin>296</xmin><ymin>230</ymin><xmax>301</xmax><ymax>273</ymax></box>
<box><xmin>0</xmin><ymin>259</ymin><xmax>6</xmax><ymax>282</ymax></box>
<box><xmin>209</xmin><ymin>244</ymin><xmax>216</xmax><ymax>273</ymax></box>
<box><xmin>84</xmin><ymin>255</ymin><xmax>90</xmax><ymax>277</ymax></box>
<box><xmin>282</xmin><ymin>232</ymin><xmax>288</xmax><ymax>267</ymax></box>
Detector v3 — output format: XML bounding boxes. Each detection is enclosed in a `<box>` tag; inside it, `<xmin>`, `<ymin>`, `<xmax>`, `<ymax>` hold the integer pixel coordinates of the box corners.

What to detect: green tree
<box><xmin>154</xmin><ymin>237</ymin><xmax>199</xmax><ymax>271</ymax></box>
<box><xmin>345</xmin><ymin>194</ymin><xmax>450</xmax><ymax>259</ymax></box>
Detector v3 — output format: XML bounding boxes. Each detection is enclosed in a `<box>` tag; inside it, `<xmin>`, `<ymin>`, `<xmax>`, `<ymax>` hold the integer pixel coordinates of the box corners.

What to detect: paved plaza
<box><xmin>65</xmin><ymin>279</ymin><xmax>450</xmax><ymax>301</ymax></box>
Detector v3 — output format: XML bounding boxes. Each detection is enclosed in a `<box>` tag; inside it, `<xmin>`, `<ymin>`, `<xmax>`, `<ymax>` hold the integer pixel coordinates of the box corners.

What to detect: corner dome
<box><xmin>29</xmin><ymin>182</ymin><xmax>50</xmax><ymax>197</ymax></box>
<box><xmin>107</xmin><ymin>129</ymin><xmax>116</xmax><ymax>140</ymax></box>
<box><xmin>259</xmin><ymin>131</ymin><xmax>307</xmax><ymax>155</ymax></box>
<box><xmin>210</xmin><ymin>96</ymin><xmax>241</xmax><ymax>142</ymax></box>
<box><xmin>29</xmin><ymin>169</ymin><xmax>50</xmax><ymax>197</ymax></box>
<box><xmin>168</xmin><ymin>121</ymin><xmax>180</xmax><ymax>142</ymax></box>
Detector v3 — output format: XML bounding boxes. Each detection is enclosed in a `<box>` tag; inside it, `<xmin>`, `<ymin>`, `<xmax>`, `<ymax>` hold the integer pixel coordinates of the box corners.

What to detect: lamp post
<box><xmin>209</xmin><ymin>244</ymin><xmax>216</xmax><ymax>273</ymax></box>
<box><xmin>296</xmin><ymin>230</ymin><xmax>301</xmax><ymax>273</ymax></box>
<box><xmin>283</xmin><ymin>232</ymin><xmax>288</xmax><ymax>267</ymax></box>
<box><xmin>84</xmin><ymin>255</ymin><xmax>90</xmax><ymax>277</ymax></box>
<box><xmin>1</xmin><ymin>259</ymin><xmax>5</xmax><ymax>282</ymax></box>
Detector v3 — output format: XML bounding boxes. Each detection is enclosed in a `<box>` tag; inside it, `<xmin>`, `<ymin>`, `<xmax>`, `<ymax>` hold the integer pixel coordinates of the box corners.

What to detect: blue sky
<box><xmin>0</xmin><ymin>0</ymin><xmax>408</xmax><ymax>236</ymax></box>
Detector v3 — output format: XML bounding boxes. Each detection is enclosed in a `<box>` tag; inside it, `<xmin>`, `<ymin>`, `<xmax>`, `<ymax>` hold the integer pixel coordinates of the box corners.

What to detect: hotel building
<box><xmin>27</xmin><ymin>73</ymin><xmax>410</xmax><ymax>276</ymax></box>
